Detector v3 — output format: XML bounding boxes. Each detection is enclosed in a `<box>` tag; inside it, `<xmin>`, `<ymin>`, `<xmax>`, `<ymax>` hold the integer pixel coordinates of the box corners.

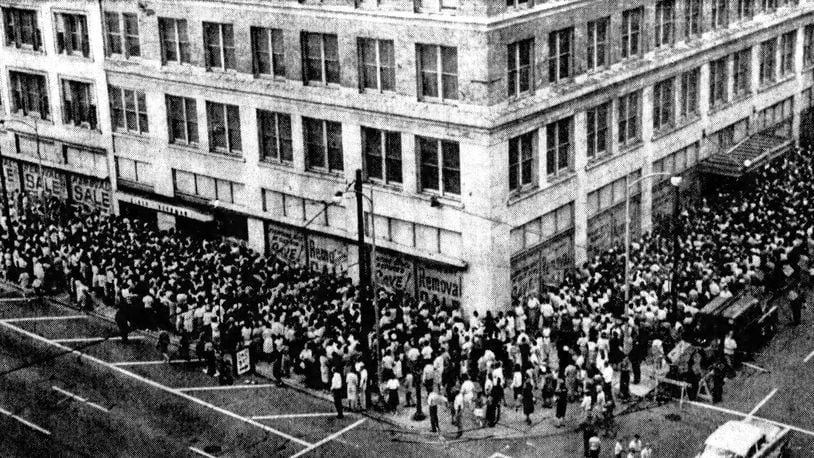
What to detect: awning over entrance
<box><xmin>698</xmin><ymin>132</ymin><xmax>792</xmax><ymax>177</ymax></box>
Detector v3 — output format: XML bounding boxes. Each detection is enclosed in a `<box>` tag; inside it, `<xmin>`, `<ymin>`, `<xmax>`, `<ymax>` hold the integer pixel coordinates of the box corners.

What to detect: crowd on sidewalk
<box><xmin>1</xmin><ymin>145</ymin><xmax>813</xmax><ymax>452</ymax></box>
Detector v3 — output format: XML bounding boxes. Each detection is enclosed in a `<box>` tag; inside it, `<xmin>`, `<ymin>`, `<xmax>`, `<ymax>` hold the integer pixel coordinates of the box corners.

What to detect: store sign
<box><xmin>511</xmin><ymin>232</ymin><xmax>574</xmax><ymax>298</ymax></box>
<box><xmin>2</xmin><ymin>160</ymin><xmax>20</xmax><ymax>194</ymax></box>
<box><xmin>266</xmin><ymin>223</ymin><xmax>304</xmax><ymax>266</ymax></box>
<box><xmin>416</xmin><ymin>263</ymin><xmax>462</xmax><ymax>308</ymax></box>
<box><xmin>373</xmin><ymin>250</ymin><xmax>414</xmax><ymax>293</ymax></box>
<box><xmin>307</xmin><ymin>234</ymin><xmax>348</xmax><ymax>274</ymax></box>
<box><xmin>21</xmin><ymin>163</ymin><xmax>68</xmax><ymax>199</ymax></box>
<box><xmin>71</xmin><ymin>175</ymin><xmax>112</xmax><ymax>213</ymax></box>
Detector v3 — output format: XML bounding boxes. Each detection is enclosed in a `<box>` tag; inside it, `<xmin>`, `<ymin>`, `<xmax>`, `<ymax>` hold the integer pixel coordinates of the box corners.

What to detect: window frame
<box><xmin>303</xmin><ymin>32</ymin><xmax>340</xmax><ymax>86</ymax></box>
<box><xmin>545</xmin><ymin>117</ymin><xmax>573</xmax><ymax>178</ymax></box>
<box><xmin>586</xmin><ymin>18</ymin><xmax>609</xmax><ymax>71</ymax></box>
<box><xmin>737</xmin><ymin>0</ymin><xmax>754</xmax><ymax>20</ymax></box>
<box><xmin>733</xmin><ymin>48</ymin><xmax>751</xmax><ymax>96</ymax></box>
<box><xmin>679</xmin><ymin>67</ymin><xmax>700</xmax><ymax>120</ymax></box>
<box><xmin>359</xmin><ymin>38</ymin><xmax>396</xmax><ymax>93</ymax></box>
<box><xmin>206</xmin><ymin>101</ymin><xmax>241</xmax><ymax>154</ymax></box>
<box><xmin>417</xmin><ymin>136</ymin><xmax>460</xmax><ymax>197</ymax></box>
<box><xmin>104</xmin><ymin>12</ymin><xmax>140</xmax><ymax>58</ymax></box>
<box><xmin>653</xmin><ymin>77</ymin><xmax>675</xmax><ymax>132</ymax></box>
<box><xmin>303</xmin><ymin>117</ymin><xmax>344</xmax><ymax>173</ymax></box>
<box><xmin>508</xmin><ymin>38</ymin><xmax>534</xmax><ymax>96</ymax></box>
<box><xmin>165</xmin><ymin>94</ymin><xmax>199</xmax><ymax>146</ymax></box>
<box><xmin>759</xmin><ymin>38</ymin><xmax>777</xmax><ymax>86</ymax></box>
<box><xmin>60</xmin><ymin>78</ymin><xmax>97</xmax><ymax>129</ymax></box>
<box><xmin>617</xmin><ymin>91</ymin><xmax>641</xmax><ymax>147</ymax></box>
<box><xmin>4</xmin><ymin>7</ymin><xmax>42</xmax><ymax>51</ymax></box>
<box><xmin>711</xmin><ymin>0</ymin><xmax>729</xmax><ymax>30</ymax></box>
<box><xmin>417</xmin><ymin>44</ymin><xmax>458</xmax><ymax>102</ymax></box>
<box><xmin>363</xmin><ymin>126</ymin><xmax>403</xmax><ymax>185</ymax></box>
<box><xmin>805</xmin><ymin>25</ymin><xmax>814</xmax><ymax>68</ymax></box>
<box><xmin>109</xmin><ymin>85</ymin><xmax>148</xmax><ymax>134</ymax></box>
<box><xmin>621</xmin><ymin>7</ymin><xmax>643</xmax><ymax>59</ymax></box>
<box><xmin>203</xmin><ymin>22</ymin><xmax>235</xmax><ymax>71</ymax></box>
<box><xmin>250</xmin><ymin>26</ymin><xmax>285</xmax><ymax>78</ymax></box>
<box><xmin>257</xmin><ymin>110</ymin><xmax>293</xmax><ymax>164</ymax></box>
<box><xmin>548</xmin><ymin>27</ymin><xmax>573</xmax><ymax>83</ymax></box>
<box><xmin>685</xmin><ymin>0</ymin><xmax>703</xmax><ymax>39</ymax></box>
<box><xmin>655</xmin><ymin>0</ymin><xmax>675</xmax><ymax>48</ymax></box>
<box><xmin>709</xmin><ymin>56</ymin><xmax>728</xmax><ymax>107</ymax></box>
<box><xmin>586</xmin><ymin>102</ymin><xmax>610</xmax><ymax>160</ymax></box>
<box><xmin>508</xmin><ymin>130</ymin><xmax>536</xmax><ymax>192</ymax></box>
<box><xmin>9</xmin><ymin>70</ymin><xmax>50</xmax><ymax>119</ymax></box>
<box><xmin>780</xmin><ymin>31</ymin><xmax>795</xmax><ymax>77</ymax></box>
<box><xmin>54</xmin><ymin>12</ymin><xmax>90</xmax><ymax>58</ymax></box>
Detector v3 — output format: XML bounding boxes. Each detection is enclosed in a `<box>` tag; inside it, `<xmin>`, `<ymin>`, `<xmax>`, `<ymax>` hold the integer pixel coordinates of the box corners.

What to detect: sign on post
<box><xmin>236</xmin><ymin>348</ymin><xmax>251</xmax><ymax>375</ymax></box>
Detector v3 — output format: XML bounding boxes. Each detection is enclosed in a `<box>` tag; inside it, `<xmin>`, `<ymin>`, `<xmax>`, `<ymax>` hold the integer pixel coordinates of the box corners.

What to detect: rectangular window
<box><xmin>54</xmin><ymin>12</ymin><xmax>89</xmax><ymax>57</ymax></box>
<box><xmin>655</xmin><ymin>0</ymin><xmax>675</xmax><ymax>48</ymax></box>
<box><xmin>104</xmin><ymin>12</ymin><xmax>140</xmax><ymax>57</ymax></box>
<box><xmin>738</xmin><ymin>0</ymin><xmax>753</xmax><ymax>19</ymax></box>
<box><xmin>251</xmin><ymin>27</ymin><xmax>285</xmax><ymax>77</ymax></box>
<box><xmin>586</xmin><ymin>102</ymin><xmax>609</xmax><ymax>160</ymax></box>
<box><xmin>418</xmin><ymin>44</ymin><xmax>458</xmax><ymax>101</ymax></box>
<box><xmin>363</xmin><ymin>127</ymin><xmax>402</xmax><ymax>184</ymax></box>
<box><xmin>303</xmin><ymin>32</ymin><xmax>340</xmax><ymax>85</ymax></box>
<box><xmin>61</xmin><ymin>79</ymin><xmax>96</xmax><ymax>129</ymax></box>
<box><xmin>206</xmin><ymin>102</ymin><xmax>241</xmax><ymax>153</ymax></box>
<box><xmin>759</xmin><ymin>38</ymin><xmax>777</xmax><ymax>86</ymax></box>
<box><xmin>417</xmin><ymin>136</ymin><xmax>460</xmax><ymax>196</ymax></box>
<box><xmin>711</xmin><ymin>0</ymin><xmax>729</xmax><ymax>29</ymax></box>
<box><xmin>109</xmin><ymin>86</ymin><xmax>148</xmax><ymax>134</ymax></box>
<box><xmin>762</xmin><ymin>0</ymin><xmax>777</xmax><ymax>12</ymax></box>
<box><xmin>303</xmin><ymin>117</ymin><xmax>344</xmax><ymax>173</ymax></box>
<box><xmin>621</xmin><ymin>7</ymin><xmax>642</xmax><ymax>59</ymax></box>
<box><xmin>508</xmin><ymin>38</ymin><xmax>533</xmax><ymax>96</ymax></box>
<box><xmin>508</xmin><ymin>130</ymin><xmax>535</xmax><ymax>191</ymax></box>
<box><xmin>546</xmin><ymin>117</ymin><xmax>572</xmax><ymax>177</ymax></box>
<box><xmin>506</xmin><ymin>0</ymin><xmax>529</xmax><ymax>7</ymax></box>
<box><xmin>173</xmin><ymin>170</ymin><xmax>242</xmax><ymax>204</ymax></box>
<box><xmin>618</xmin><ymin>92</ymin><xmax>640</xmax><ymax>146</ymax></box>
<box><xmin>587</xmin><ymin>19</ymin><xmax>608</xmax><ymax>71</ymax></box>
<box><xmin>166</xmin><ymin>95</ymin><xmax>198</xmax><ymax>145</ymax></box>
<box><xmin>653</xmin><ymin>78</ymin><xmax>675</xmax><ymax>131</ymax></box>
<box><xmin>158</xmin><ymin>18</ymin><xmax>190</xmax><ymax>64</ymax></box>
<box><xmin>780</xmin><ymin>31</ymin><xmax>795</xmax><ymax>76</ymax></box>
<box><xmin>680</xmin><ymin>68</ymin><xmax>699</xmax><ymax>119</ymax></box>
<box><xmin>685</xmin><ymin>0</ymin><xmax>702</xmax><ymax>38</ymax></box>
<box><xmin>9</xmin><ymin>71</ymin><xmax>49</xmax><ymax>119</ymax></box>
<box><xmin>710</xmin><ymin>57</ymin><xmax>728</xmax><ymax>107</ymax></box>
<box><xmin>3</xmin><ymin>7</ymin><xmax>41</xmax><ymax>50</ymax></box>
<box><xmin>258</xmin><ymin>110</ymin><xmax>292</xmax><ymax>163</ymax></box>
<box><xmin>203</xmin><ymin>22</ymin><xmax>235</xmax><ymax>71</ymax></box>
<box><xmin>548</xmin><ymin>28</ymin><xmax>573</xmax><ymax>82</ymax></box>
<box><xmin>733</xmin><ymin>48</ymin><xmax>751</xmax><ymax>96</ymax></box>
<box><xmin>805</xmin><ymin>25</ymin><xmax>814</xmax><ymax>67</ymax></box>
<box><xmin>359</xmin><ymin>38</ymin><xmax>395</xmax><ymax>92</ymax></box>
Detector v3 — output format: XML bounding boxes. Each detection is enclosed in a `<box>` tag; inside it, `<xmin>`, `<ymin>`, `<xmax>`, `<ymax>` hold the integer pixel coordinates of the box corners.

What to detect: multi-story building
<box><xmin>0</xmin><ymin>0</ymin><xmax>812</xmax><ymax>314</ymax></box>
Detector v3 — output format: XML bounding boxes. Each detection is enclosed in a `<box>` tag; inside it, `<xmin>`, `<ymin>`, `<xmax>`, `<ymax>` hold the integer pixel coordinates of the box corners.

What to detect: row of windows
<box><xmin>9</xmin><ymin>71</ymin><xmax>96</xmax><ymax>129</ymax></box>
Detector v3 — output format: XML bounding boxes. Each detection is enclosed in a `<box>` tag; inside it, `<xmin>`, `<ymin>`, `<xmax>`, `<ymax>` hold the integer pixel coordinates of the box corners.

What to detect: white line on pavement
<box><xmin>112</xmin><ymin>359</ymin><xmax>204</xmax><ymax>366</ymax></box>
<box><xmin>804</xmin><ymin>349</ymin><xmax>814</xmax><ymax>363</ymax></box>
<box><xmin>289</xmin><ymin>418</ymin><xmax>365</xmax><ymax>458</ymax></box>
<box><xmin>748</xmin><ymin>388</ymin><xmax>778</xmax><ymax>418</ymax></box>
<box><xmin>177</xmin><ymin>384</ymin><xmax>278</xmax><ymax>392</ymax></box>
<box><xmin>686</xmin><ymin>400</ymin><xmax>814</xmax><ymax>438</ymax></box>
<box><xmin>488</xmin><ymin>453</ymin><xmax>513</xmax><ymax>458</ymax></box>
<box><xmin>742</xmin><ymin>362</ymin><xmax>769</xmax><ymax>373</ymax></box>
<box><xmin>52</xmin><ymin>336</ymin><xmax>144</xmax><ymax>343</ymax></box>
<box><xmin>189</xmin><ymin>446</ymin><xmax>218</xmax><ymax>458</ymax></box>
<box><xmin>1</xmin><ymin>315</ymin><xmax>88</xmax><ymax>323</ymax></box>
<box><xmin>0</xmin><ymin>320</ymin><xmax>313</xmax><ymax>448</ymax></box>
<box><xmin>0</xmin><ymin>298</ymin><xmax>29</xmax><ymax>302</ymax></box>
<box><xmin>0</xmin><ymin>406</ymin><xmax>51</xmax><ymax>435</ymax></box>
<box><xmin>85</xmin><ymin>401</ymin><xmax>110</xmax><ymax>413</ymax></box>
<box><xmin>251</xmin><ymin>412</ymin><xmax>339</xmax><ymax>420</ymax></box>
<box><xmin>52</xmin><ymin>386</ymin><xmax>110</xmax><ymax>413</ymax></box>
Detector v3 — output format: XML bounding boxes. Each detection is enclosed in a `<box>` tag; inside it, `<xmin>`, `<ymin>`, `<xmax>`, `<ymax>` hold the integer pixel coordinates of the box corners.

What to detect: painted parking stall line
<box><xmin>289</xmin><ymin>418</ymin><xmax>366</xmax><ymax>458</ymax></box>
<box><xmin>748</xmin><ymin>388</ymin><xmax>778</xmax><ymax>418</ymax></box>
<box><xmin>0</xmin><ymin>406</ymin><xmax>51</xmax><ymax>435</ymax></box>
<box><xmin>52</xmin><ymin>336</ymin><xmax>145</xmax><ymax>343</ymax></box>
<box><xmin>251</xmin><ymin>412</ymin><xmax>339</xmax><ymax>420</ymax></box>
<box><xmin>189</xmin><ymin>446</ymin><xmax>218</xmax><ymax>458</ymax></box>
<box><xmin>112</xmin><ymin>359</ymin><xmax>204</xmax><ymax>367</ymax></box>
<box><xmin>1</xmin><ymin>315</ymin><xmax>88</xmax><ymax>323</ymax></box>
<box><xmin>52</xmin><ymin>386</ymin><xmax>110</xmax><ymax>413</ymax></box>
<box><xmin>687</xmin><ymin>400</ymin><xmax>814</xmax><ymax>438</ymax></box>
<box><xmin>0</xmin><ymin>320</ymin><xmax>313</xmax><ymax>449</ymax></box>
<box><xmin>177</xmin><ymin>384</ymin><xmax>278</xmax><ymax>392</ymax></box>
<box><xmin>804</xmin><ymin>348</ymin><xmax>814</xmax><ymax>363</ymax></box>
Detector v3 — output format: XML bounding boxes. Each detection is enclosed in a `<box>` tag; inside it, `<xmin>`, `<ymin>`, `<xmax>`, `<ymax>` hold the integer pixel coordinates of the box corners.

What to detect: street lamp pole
<box><xmin>624</xmin><ymin>172</ymin><xmax>683</xmax><ymax>315</ymax></box>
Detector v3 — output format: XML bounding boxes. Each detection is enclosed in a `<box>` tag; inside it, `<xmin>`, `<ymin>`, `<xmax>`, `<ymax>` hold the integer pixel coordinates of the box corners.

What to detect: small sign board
<box><xmin>236</xmin><ymin>348</ymin><xmax>251</xmax><ymax>375</ymax></box>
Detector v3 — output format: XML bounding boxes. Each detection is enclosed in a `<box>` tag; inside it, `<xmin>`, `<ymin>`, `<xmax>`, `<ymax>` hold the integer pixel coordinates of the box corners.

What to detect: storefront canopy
<box><xmin>698</xmin><ymin>131</ymin><xmax>791</xmax><ymax>177</ymax></box>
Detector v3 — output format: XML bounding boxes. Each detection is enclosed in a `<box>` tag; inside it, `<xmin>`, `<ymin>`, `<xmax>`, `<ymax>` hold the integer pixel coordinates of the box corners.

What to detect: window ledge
<box><xmin>62</xmin><ymin>123</ymin><xmax>101</xmax><ymax>134</ymax></box>
<box><xmin>112</xmin><ymin>130</ymin><xmax>150</xmax><ymax>142</ymax></box>
<box><xmin>618</xmin><ymin>141</ymin><xmax>643</xmax><ymax>155</ymax></box>
<box><xmin>651</xmin><ymin>116</ymin><xmax>701</xmax><ymax>142</ymax></box>
<box><xmin>416</xmin><ymin>191</ymin><xmax>463</xmax><ymax>209</ymax></box>
<box><xmin>367</xmin><ymin>180</ymin><xmax>403</xmax><ymax>194</ymax></box>
<box><xmin>257</xmin><ymin>159</ymin><xmax>294</xmax><ymax>171</ymax></box>
<box><xmin>254</xmin><ymin>73</ymin><xmax>287</xmax><ymax>83</ymax></box>
<box><xmin>57</xmin><ymin>53</ymin><xmax>93</xmax><ymax>63</ymax></box>
<box><xmin>759</xmin><ymin>75</ymin><xmax>795</xmax><ymax>93</ymax></box>
<box><xmin>5</xmin><ymin>46</ymin><xmax>44</xmax><ymax>55</ymax></box>
<box><xmin>106</xmin><ymin>55</ymin><xmax>143</xmax><ymax>63</ymax></box>
<box><xmin>303</xmin><ymin>168</ymin><xmax>345</xmax><ymax>180</ymax></box>
<box><xmin>6</xmin><ymin>114</ymin><xmax>54</xmax><ymax>127</ymax></box>
<box><xmin>584</xmin><ymin>153</ymin><xmax>616</xmax><ymax>172</ymax></box>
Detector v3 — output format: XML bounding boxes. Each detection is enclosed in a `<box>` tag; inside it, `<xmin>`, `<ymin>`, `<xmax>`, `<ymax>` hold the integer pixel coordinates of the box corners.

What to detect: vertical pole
<box><xmin>0</xmin><ymin>138</ymin><xmax>11</xmax><ymax>244</ymax></box>
<box><xmin>624</xmin><ymin>175</ymin><xmax>631</xmax><ymax>315</ymax></box>
<box><xmin>35</xmin><ymin>119</ymin><xmax>42</xmax><ymax>197</ymax></box>
<box><xmin>354</xmin><ymin>169</ymin><xmax>372</xmax><ymax>383</ymax></box>
<box><xmin>671</xmin><ymin>182</ymin><xmax>681</xmax><ymax>321</ymax></box>
<box><xmin>302</xmin><ymin>223</ymin><xmax>310</xmax><ymax>273</ymax></box>
<box><xmin>369</xmin><ymin>186</ymin><xmax>382</xmax><ymax>393</ymax></box>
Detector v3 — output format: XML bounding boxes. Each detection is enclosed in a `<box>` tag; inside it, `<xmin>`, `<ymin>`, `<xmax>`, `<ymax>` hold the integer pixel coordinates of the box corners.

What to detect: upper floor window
<box><xmin>759</xmin><ymin>38</ymin><xmax>777</xmax><ymax>86</ymax></box>
<box><xmin>710</xmin><ymin>56</ymin><xmax>728</xmax><ymax>107</ymax></box>
<box><xmin>618</xmin><ymin>91</ymin><xmax>641</xmax><ymax>147</ymax></box>
<box><xmin>685</xmin><ymin>0</ymin><xmax>702</xmax><ymax>39</ymax></box>
<box><xmin>586</xmin><ymin>18</ymin><xmax>608</xmax><ymax>71</ymax></box>
<box><xmin>546</xmin><ymin>117</ymin><xmax>573</xmax><ymax>177</ymax></box>
<box><xmin>655</xmin><ymin>0</ymin><xmax>675</xmax><ymax>48</ymax></box>
<box><xmin>679</xmin><ymin>68</ymin><xmax>700</xmax><ymax>120</ymax></box>
<box><xmin>104</xmin><ymin>12</ymin><xmax>140</xmax><ymax>58</ymax></box>
<box><xmin>737</xmin><ymin>0</ymin><xmax>753</xmax><ymax>20</ymax></box>
<box><xmin>586</xmin><ymin>102</ymin><xmax>610</xmax><ymax>160</ymax></box>
<box><xmin>203</xmin><ymin>22</ymin><xmax>235</xmax><ymax>71</ymax></box>
<box><xmin>506</xmin><ymin>0</ymin><xmax>528</xmax><ymax>7</ymax></box>
<box><xmin>508</xmin><ymin>38</ymin><xmax>533</xmax><ymax>96</ymax></box>
<box><xmin>780</xmin><ymin>31</ymin><xmax>795</xmax><ymax>77</ymax></box>
<box><xmin>251</xmin><ymin>27</ymin><xmax>285</xmax><ymax>78</ymax></box>
<box><xmin>417</xmin><ymin>136</ymin><xmax>460</xmax><ymax>196</ymax></box>
<box><xmin>363</xmin><ymin>127</ymin><xmax>402</xmax><ymax>185</ymax></box>
<box><xmin>762</xmin><ymin>0</ymin><xmax>777</xmax><ymax>13</ymax></box>
<box><xmin>621</xmin><ymin>8</ymin><xmax>642</xmax><ymax>59</ymax></box>
<box><xmin>711</xmin><ymin>0</ymin><xmax>729</xmax><ymax>30</ymax></box>
<box><xmin>258</xmin><ymin>110</ymin><xmax>292</xmax><ymax>163</ymax></box>
<box><xmin>303</xmin><ymin>32</ymin><xmax>339</xmax><ymax>85</ymax></box>
<box><xmin>508</xmin><ymin>130</ymin><xmax>535</xmax><ymax>192</ymax></box>
<box><xmin>166</xmin><ymin>95</ymin><xmax>198</xmax><ymax>146</ymax></box>
<box><xmin>359</xmin><ymin>38</ymin><xmax>395</xmax><ymax>92</ymax></box>
<box><xmin>109</xmin><ymin>86</ymin><xmax>148</xmax><ymax>134</ymax></box>
<box><xmin>3</xmin><ymin>7</ymin><xmax>41</xmax><ymax>50</ymax></box>
<box><xmin>418</xmin><ymin>44</ymin><xmax>458</xmax><ymax>101</ymax></box>
<box><xmin>653</xmin><ymin>78</ymin><xmax>675</xmax><ymax>131</ymax></box>
<box><xmin>733</xmin><ymin>48</ymin><xmax>751</xmax><ymax>96</ymax></box>
<box><xmin>303</xmin><ymin>117</ymin><xmax>344</xmax><ymax>173</ymax></box>
<box><xmin>158</xmin><ymin>18</ymin><xmax>190</xmax><ymax>64</ymax></box>
<box><xmin>805</xmin><ymin>25</ymin><xmax>814</xmax><ymax>68</ymax></box>
<box><xmin>206</xmin><ymin>102</ymin><xmax>241</xmax><ymax>154</ymax></box>
<box><xmin>9</xmin><ymin>71</ymin><xmax>49</xmax><ymax>119</ymax></box>
<box><xmin>55</xmin><ymin>12</ymin><xmax>89</xmax><ymax>57</ymax></box>
<box><xmin>61</xmin><ymin>79</ymin><xmax>96</xmax><ymax>129</ymax></box>
<box><xmin>548</xmin><ymin>28</ymin><xmax>573</xmax><ymax>82</ymax></box>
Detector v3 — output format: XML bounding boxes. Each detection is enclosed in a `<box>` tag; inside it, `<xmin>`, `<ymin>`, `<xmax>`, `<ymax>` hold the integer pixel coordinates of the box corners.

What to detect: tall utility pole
<box><xmin>353</xmin><ymin>169</ymin><xmax>373</xmax><ymax>368</ymax></box>
<box><xmin>670</xmin><ymin>183</ymin><xmax>681</xmax><ymax>321</ymax></box>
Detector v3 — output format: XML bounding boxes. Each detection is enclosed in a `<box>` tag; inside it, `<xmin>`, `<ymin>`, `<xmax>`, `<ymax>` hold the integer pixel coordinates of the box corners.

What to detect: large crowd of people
<box><xmin>1</xmin><ymin>145</ymin><xmax>812</xmax><ymax>444</ymax></box>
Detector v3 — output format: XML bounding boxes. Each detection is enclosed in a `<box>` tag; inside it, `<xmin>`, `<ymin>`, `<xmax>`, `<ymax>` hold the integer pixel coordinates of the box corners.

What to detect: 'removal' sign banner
<box><xmin>416</xmin><ymin>263</ymin><xmax>462</xmax><ymax>309</ymax></box>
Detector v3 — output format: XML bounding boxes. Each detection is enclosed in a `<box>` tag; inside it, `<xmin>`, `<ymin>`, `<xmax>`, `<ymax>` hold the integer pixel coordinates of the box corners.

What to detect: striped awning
<box><xmin>698</xmin><ymin>131</ymin><xmax>791</xmax><ymax>177</ymax></box>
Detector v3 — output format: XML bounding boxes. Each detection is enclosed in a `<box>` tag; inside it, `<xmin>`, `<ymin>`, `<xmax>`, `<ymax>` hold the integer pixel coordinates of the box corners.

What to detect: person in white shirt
<box><xmin>331</xmin><ymin>369</ymin><xmax>344</xmax><ymax>419</ymax></box>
